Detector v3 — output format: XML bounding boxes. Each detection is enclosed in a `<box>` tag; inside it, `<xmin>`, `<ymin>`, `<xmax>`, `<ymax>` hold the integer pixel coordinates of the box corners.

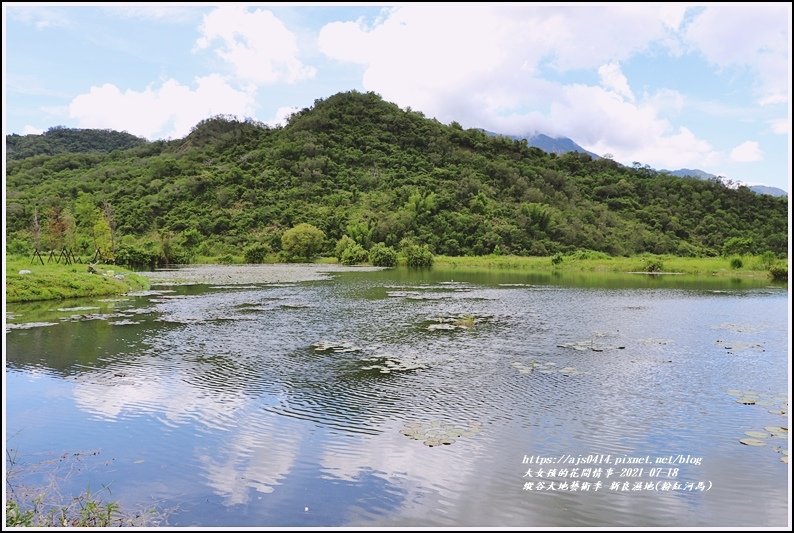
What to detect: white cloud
<box><xmin>685</xmin><ymin>5</ymin><xmax>790</xmax><ymax>106</ymax></box>
<box><xmin>768</xmin><ymin>118</ymin><xmax>789</xmax><ymax>135</ymax></box>
<box><xmin>598</xmin><ymin>62</ymin><xmax>634</xmax><ymax>101</ymax></box>
<box><xmin>318</xmin><ymin>6</ymin><xmax>678</xmax><ymax>112</ymax></box>
<box><xmin>267</xmin><ymin>106</ymin><xmax>299</xmax><ymax>127</ymax></box>
<box><xmin>730</xmin><ymin>141</ymin><xmax>763</xmax><ymax>163</ymax></box>
<box><xmin>8</xmin><ymin>6</ymin><xmax>69</xmax><ymax>29</ymax></box>
<box><xmin>540</xmin><ymin>83</ymin><xmax>722</xmax><ymax>169</ymax></box>
<box><xmin>658</xmin><ymin>5</ymin><xmax>687</xmax><ymax>31</ymax></box>
<box><xmin>195</xmin><ymin>6</ymin><xmax>316</xmax><ymax>85</ymax></box>
<box><xmin>105</xmin><ymin>6</ymin><xmax>199</xmax><ymax>23</ymax></box>
<box><xmin>22</xmin><ymin>125</ymin><xmax>44</xmax><ymax>135</ymax></box>
<box><xmin>318</xmin><ymin>5</ymin><xmax>721</xmax><ymax>169</ymax></box>
<box><xmin>68</xmin><ymin>75</ymin><xmax>256</xmax><ymax>139</ymax></box>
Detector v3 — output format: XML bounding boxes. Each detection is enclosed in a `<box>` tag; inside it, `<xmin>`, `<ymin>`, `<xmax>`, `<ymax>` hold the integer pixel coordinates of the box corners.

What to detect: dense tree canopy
<box><xmin>5</xmin><ymin>91</ymin><xmax>788</xmax><ymax>262</ymax></box>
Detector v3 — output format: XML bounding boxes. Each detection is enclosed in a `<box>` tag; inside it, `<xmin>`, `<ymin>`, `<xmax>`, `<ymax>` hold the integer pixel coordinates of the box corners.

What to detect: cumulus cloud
<box><xmin>730</xmin><ymin>141</ymin><xmax>763</xmax><ymax>163</ymax></box>
<box><xmin>8</xmin><ymin>6</ymin><xmax>69</xmax><ymax>29</ymax></box>
<box><xmin>598</xmin><ymin>62</ymin><xmax>634</xmax><ymax>101</ymax></box>
<box><xmin>105</xmin><ymin>6</ymin><xmax>199</xmax><ymax>23</ymax></box>
<box><xmin>685</xmin><ymin>5</ymin><xmax>790</xmax><ymax>106</ymax></box>
<box><xmin>195</xmin><ymin>6</ymin><xmax>316</xmax><ymax>85</ymax></box>
<box><xmin>68</xmin><ymin>75</ymin><xmax>256</xmax><ymax>139</ymax></box>
<box><xmin>318</xmin><ymin>5</ymin><xmax>722</xmax><ymax>169</ymax></box>
<box><xmin>22</xmin><ymin>125</ymin><xmax>44</xmax><ymax>135</ymax></box>
<box><xmin>540</xmin><ymin>83</ymin><xmax>721</xmax><ymax>169</ymax></box>
<box><xmin>267</xmin><ymin>106</ymin><xmax>299</xmax><ymax>127</ymax></box>
<box><xmin>768</xmin><ymin>118</ymin><xmax>789</xmax><ymax>135</ymax></box>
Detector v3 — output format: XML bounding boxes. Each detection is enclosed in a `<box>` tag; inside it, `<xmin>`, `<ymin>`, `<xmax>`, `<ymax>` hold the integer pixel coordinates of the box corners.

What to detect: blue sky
<box><xmin>3</xmin><ymin>4</ymin><xmax>791</xmax><ymax>191</ymax></box>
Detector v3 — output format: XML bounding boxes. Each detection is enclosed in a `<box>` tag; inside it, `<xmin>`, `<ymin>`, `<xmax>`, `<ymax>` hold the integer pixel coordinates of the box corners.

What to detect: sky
<box><xmin>3</xmin><ymin>3</ymin><xmax>792</xmax><ymax>192</ymax></box>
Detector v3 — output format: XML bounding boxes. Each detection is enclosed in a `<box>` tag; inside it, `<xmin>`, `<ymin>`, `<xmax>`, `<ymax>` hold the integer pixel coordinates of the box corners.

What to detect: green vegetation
<box><xmin>5</xmin><ymin>91</ymin><xmax>787</xmax><ymax>272</ymax></box>
<box><xmin>5</xmin><ymin>256</ymin><xmax>149</xmax><ymax>303</ymax></box>
<box><xmin>403</xmin><ymin>243</ymin><xmax>434</xmax><ymax>268</ymax></box>
<box><xmin>369</xmin><ymin>243</ymin><xmax>398</xmax><ymax>267</ymax></box>
<box><xmin>281</xmin><ymin>223</ymin><xmax>325</xmax><ymax>262</ymax></box>
<box><xmin>6</xmin><ymin>126</ymin><xmax>146</xmax><ymax>161</ymax></box>
<box><xmin>334</xmin><ymin>235</ymin><xmax>369</xmax><ymax>264</ymax></box>
<box><xmin>730</xmin><ymin>257</ymin><xmax>743</xmax><ymax>269</ymax></box>
<box><xmin>769</xmin><ymin>263</ymin><xmax>788</xmax><ymax>282</ymax></box>
<box><xmin>6</xmin><ymin>449</ymin><xmax>165</xmax><ymax>527</ymax></box>
<box><xmin>243</xmin><ymin>242</ymin><xmax>270</xmax><ymax>264</ymax></box>
<box><xmin>433</xmin><ymin>253</ymin><xmax>787</xmax><ymax>280</ymax></box>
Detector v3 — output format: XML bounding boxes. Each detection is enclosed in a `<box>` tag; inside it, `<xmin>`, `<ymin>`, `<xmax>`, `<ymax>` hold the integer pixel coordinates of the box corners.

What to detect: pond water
<box><xmin>5</xmin><ymin>266</ymin><xmax>789</xmax><ymax>526</ymax></box>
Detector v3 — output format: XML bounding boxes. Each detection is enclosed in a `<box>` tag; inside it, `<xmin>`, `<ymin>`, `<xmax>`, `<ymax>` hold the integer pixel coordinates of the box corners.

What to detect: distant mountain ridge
<box><xmin>484</xmin><ymin>130</ymin><xmax>600</xmax><ymax>159</ymax></box>
<box><xmin>663</xmin><ymin>168</ymin><xmax>788</xmax><ymax>197</ymax></box>
<box><xmin>488</xmin><ymin>130</ymin><xmax>786</xmax><ymax>198</ymax></box>
<box><xmin>6</xmin><ymin>126</ymin><xmax>147</xmax><ymax>160</ymax></box>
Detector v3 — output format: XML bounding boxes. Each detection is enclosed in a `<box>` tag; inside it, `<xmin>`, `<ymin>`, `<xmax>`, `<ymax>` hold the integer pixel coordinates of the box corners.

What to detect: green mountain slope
<box><xmin>5</xmin><ymin>91</ymin><xmax>788</xmax><ymax>259</ymax></box>
<box><xmin>7</xmin><ymin>127</ymin><xmax>147</xmax><ymax>160</ymax></box>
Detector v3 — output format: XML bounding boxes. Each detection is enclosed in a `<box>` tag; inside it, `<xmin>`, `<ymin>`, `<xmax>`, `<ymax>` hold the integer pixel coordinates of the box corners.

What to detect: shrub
<box><xmin>218</xmin><ymin>254</ymin><xmax>235</xmax><ymax>264</ymax></box>
<box><xmin>281</xmin><ymin>223</ymin><xmax>325</xmax><ymax>261</ymax></box>
<box><xmin>722</xmin><ymin>236</ymin><xmax>754</xmax><ymax>256</ymax></box>
<box><xmin>769</xmin><ymin>263</ymin><xmax>787</xmax><ymax>282</ymax></box>
<box><xmin>551</xmin><ymin>253</ymin><xmax>564</xmax><ymax>266</ymax></box>
<box><xmin>760</xmin><ymin>251</ymin><xmax>776</xmax><ymax>269</ymax></box>
<box><xmin>115</xmin><ymin>243</ymin><xmax>159</xmax><ymax>270</ymax></box>
<box><xmin>369</xmin><ymin>243</ymin><xmax>397</xmax><ymax>267</ymax></box>
<box><xmin>730</xmin><ymin>257</ymin><xmax>743</xmax><ymax>269</ymax></box>
<box><xmin>340</xmin><ymin>242</ymin><xmax>369</xmax><ymax>265</ymax></box>
<box><xmin>334</xmin><ymin>235</ymin><xmax>358</xmax><ymax>261</ymax></box>
<box><xmin>644</xmin><ymin>259</ymin><xmax>664</xmax><ymax>272</ymax></box>
<box><xmin>404</xmin><ymin>244</ymin><xmax>433</xmax><ymax>268</ymax></box>
<box><xmin>243</xmin><ymin>243</ymin><xmax>270</xmax><ymax>264</ymax></box>
<box><xmin>571</xmin><ymin>249</ymin><xmax>610</xmax><ymax>260</ymax></box>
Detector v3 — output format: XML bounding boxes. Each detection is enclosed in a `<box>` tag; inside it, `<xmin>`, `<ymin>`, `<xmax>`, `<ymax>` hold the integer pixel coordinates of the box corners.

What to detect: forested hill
<box><xmin>6</xmin><ymin>127</ymin><xmax>147</xmax><ymax>160</ymax></box>
<box><xmin>5</xmin><ymin>91</ymin><xmax>788</xmax><ymax>260</ymax></box>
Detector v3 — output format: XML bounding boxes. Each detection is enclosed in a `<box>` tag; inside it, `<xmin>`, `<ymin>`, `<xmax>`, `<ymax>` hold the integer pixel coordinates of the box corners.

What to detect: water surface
<box><xmin>5</xmin><ymin>267</ymin><xmax>789</xmax><ymax>526</ymax></box>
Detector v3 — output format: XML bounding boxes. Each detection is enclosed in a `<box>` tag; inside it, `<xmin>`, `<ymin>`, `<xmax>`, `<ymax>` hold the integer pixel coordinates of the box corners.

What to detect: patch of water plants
<box><xmin>511</xmin><ymin>360</ymin><xmax>585</xmax><ymax>376</ymax></box>
<box><xmin>400</xmin><ymin>420</ymin><xmax>482</xmax><ymax>447</ymax></box>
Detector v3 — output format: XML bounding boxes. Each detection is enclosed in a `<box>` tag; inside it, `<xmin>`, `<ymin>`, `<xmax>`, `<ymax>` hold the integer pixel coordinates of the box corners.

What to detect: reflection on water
<box><xmin>5</xmin><ymin>267</ymin><xmax>789</xmax><ymax>526</ymax></box>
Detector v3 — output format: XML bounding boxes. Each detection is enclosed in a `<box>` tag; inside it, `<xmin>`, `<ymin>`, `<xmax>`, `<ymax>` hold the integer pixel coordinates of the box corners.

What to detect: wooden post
<box><xmin>30</xmin><ymin>249</ymin><xmax>44</xmax><ymax>265</ymax></box>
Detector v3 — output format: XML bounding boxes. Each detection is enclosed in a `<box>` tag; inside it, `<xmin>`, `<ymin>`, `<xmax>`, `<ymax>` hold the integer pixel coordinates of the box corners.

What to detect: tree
<box><xmin>281</xmin><ymin>223</ymin><xmax>325</xmax><ymax>261</ymax></box>
<box><xmin>403</xmin><ymin>243</ymin><xmax>433</xmax><ymax>268</ymax></box>
<box><xmin>722</xmin><ymin>236</ymin><xmax>754</xmax><ymax>256</ymax></box>
<box><xmin>62</xmin><ymin>208</ymin><xmax>77</xmax><ymax>251</ymax></box>
<box><xmin>369</xmin><ymin>243</ymin><xmax>397</xmax><ymax>267</ymax></box>
<box><xmin>31</xmin><ymin>208</ymin><xmax>42</xmax><ymax>250</ymax></box>
<box><xmin>244</xmin><ymin>243</ymin><xmax>270</xmax><ymax>263</ymax></box>
<box><xmin>102</xmin><ymin>201</ymin><xmax>117</xmax><ymax>253</ymax></box>
<box><xmin>45</xmin><ymin>206</ymin><xmax>65</xmax><ymax>250</ymax></box>
<box><xmin>93</xmin><ymin>215</ymin><xmax>113</xmax><ymax>260</ymax></box>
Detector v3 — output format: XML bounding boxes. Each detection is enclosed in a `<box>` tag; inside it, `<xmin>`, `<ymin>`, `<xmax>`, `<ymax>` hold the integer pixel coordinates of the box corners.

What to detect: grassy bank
<box><xmin>433</xmin><ymin>253</ymin><xmax>788</xmax><ymax>280</ymax></box>
<box><xmin>174</xmin><ymin>252</ymin><xmax>787</xmax><ymax>281</ymax></box>
<box><xmin>6</xmin><ymin>256</ymin><xmax>149</xmax><ymax>303</ymax></box>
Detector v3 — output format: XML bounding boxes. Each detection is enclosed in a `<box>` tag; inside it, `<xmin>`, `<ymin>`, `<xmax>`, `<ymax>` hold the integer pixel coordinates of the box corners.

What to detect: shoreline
<box><xmin>5</xmin><ymin>253</ymin><xmax>786</xmax><ymax>303</ymax></box>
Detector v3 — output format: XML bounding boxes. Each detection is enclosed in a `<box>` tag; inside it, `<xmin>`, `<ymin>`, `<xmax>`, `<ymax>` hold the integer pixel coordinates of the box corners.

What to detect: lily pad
<box><xmin>401</xmin><ymin>420</ymin><xmax>481</xmax><ymax>446</ymax></box>
<box><xmin>739</xmin><ymin>438</ymin><xmax>766</xmax><ymax>446</ymax></box>
<box><xmin>737</xmin><ymin>397</ymin><xmax>758</xmax><ymax>405</ymax></box>
<box><xmin>311</xmin><ymin>341</ymin><xmax>360</xmax><ymax>354</ymax></box>
<box><xmin>6</xmin><ymin>321</ymin><xmax>59</xmax><ymax>330</ymax></box>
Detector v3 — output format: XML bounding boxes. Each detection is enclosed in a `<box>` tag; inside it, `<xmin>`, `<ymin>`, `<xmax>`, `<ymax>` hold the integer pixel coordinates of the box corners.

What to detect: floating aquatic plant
<box><xmin>511</xmin><ymin>360</ymin><xmax>583</xmax><ymax>376</ymax></box>
<box><xmin>311</xmin><ymin>341</ymin><xmax>361</xmax><ymax>354</ymax></box>
<box><xmin>360</xmin><ymin>354</ymin><xmax>427</xmax><ymax>374</ymax></box>
<box><xmin>400</xmin><ymin>420</ymin><xmax>482</xmax><ymax>447</ymax></box>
